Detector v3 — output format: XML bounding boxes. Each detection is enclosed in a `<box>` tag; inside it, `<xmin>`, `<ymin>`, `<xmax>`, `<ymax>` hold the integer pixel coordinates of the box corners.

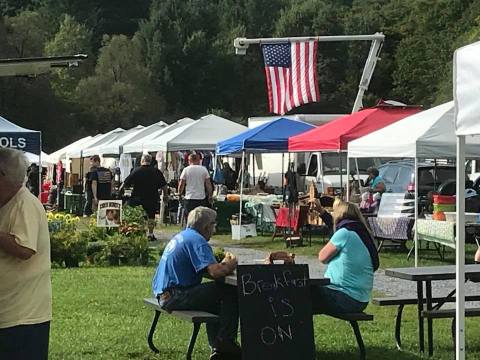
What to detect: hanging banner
<box><xmin>0</xmin><ymin>131</ymin><xmax>41</xmax><ymax>155</ymax></box>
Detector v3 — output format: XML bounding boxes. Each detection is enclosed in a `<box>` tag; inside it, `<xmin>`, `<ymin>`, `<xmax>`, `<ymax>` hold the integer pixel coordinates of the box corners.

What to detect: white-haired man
<box><xmin>152</xmin><ymin>207</ymin><xmax>240</xmax><ymax>359</ymax></box>
<box><xmin>0</xmin><ymin>148</ymin><xmax>51</xmax><ymax>359</ymax></box>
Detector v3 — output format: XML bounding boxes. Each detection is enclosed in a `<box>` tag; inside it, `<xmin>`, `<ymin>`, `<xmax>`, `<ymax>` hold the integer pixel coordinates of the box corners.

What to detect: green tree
<box><xmin>44</xmin><ymin>14</ymin><xmax>93</xmax><ymax>99</ymax></box>
<box><xmin>75</xmin><ymin>34</ymin><xmax>164</xmax><ymax>131</ymax></box>
<box><xmin>4</xmin><ymin>10</ymin><xmax>52</xmax><ymax>57</ymax></box>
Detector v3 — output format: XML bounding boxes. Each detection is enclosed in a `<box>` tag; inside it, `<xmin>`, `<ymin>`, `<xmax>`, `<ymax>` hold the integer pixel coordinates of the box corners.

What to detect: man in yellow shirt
<box><xmin>0</xmin><ymin>148</ymin><xmax>52</xmax><ymax>359</ymax></box>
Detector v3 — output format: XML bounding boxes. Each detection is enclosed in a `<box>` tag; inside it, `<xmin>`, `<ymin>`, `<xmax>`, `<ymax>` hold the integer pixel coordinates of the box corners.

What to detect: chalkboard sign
<box><xmin>237</xmin><ymin>264</ymin><xmax>315</xmax><ymax>360</ymax></box>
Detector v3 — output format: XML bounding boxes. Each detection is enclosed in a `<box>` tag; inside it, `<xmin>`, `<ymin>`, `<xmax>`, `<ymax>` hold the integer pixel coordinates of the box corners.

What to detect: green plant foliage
<box><xmin>50</xmin><ymin>230</ymin><xmax>88</xmax><ymax>268</ymax></box>
<box><xmin>100</xmin><ymin>233</ymin><xmax>151</xmax><ymax>266</ymax></box>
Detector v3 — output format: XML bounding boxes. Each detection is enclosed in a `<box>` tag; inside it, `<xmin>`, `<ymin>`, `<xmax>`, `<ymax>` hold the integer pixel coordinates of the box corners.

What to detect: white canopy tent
<box><xmin>114</xmin><ymin>121</ymin><xmax>167</xmax><ymax>155</ymax></box>
<box><xmin>49</xmin><ymin>135</ymin><xmax>93</xmax><ymax>163</ymax></box>
<box><xmin>123</xmin><ymin>118</ymin><xmax>194</xmax><ymax>154</ymax></box>
<box><xmin>143</xmin><ymin>114</ymin><xmax>247</xmax><ymax>152</ymax></box>
<box><xmin>82</xmin><ymin>127</ymin><xmax>135</xmax><ymax>157</ymax></box>
<box><xmin>453</xmin><ymin>40</ymin><xmax>480</xmax><ymax>360</ymax></box>
<box><xmin>67</xmin><ymin>128</ymin><xmax>125</xmax><ymax>158</ymax></box>
<box><xmin>348</xmin><ymin>101</ymin><xmax>480</xmax><ymax>158</ymax></box>
<box><xmin>25</xmin><ymin>151</ymin><xmax>54</xmax><ymax>166</ymax></box>
<box><xmin>348</xmin><ymin>101</ymin><xmax>480</xmax><ymax>267</ymax></box>
<box><xmin>94</xmin><ymin>125</ymin><xmax>145</xmax><ymax>156</ymax></box>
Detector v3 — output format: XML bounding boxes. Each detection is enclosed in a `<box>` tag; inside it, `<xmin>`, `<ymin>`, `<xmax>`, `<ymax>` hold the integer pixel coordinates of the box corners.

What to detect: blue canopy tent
<box><xmin>0</xmin><ymin>115</ymin><xmax>42</xmax><ymax>196</ymax></box>
<box><xmin>0</xmin><ymin>115</ymin><xmax>41</xmax><ymax>155</ymax></box>
<box><xmin>216</xmin><ymin>117</ymin><xmax>315</xmax><ymax>155</ymax></box>
<box><xmin>216</xmin><ymin>118</ymin><xmax>315</xmax><ymax>232</ymax></box>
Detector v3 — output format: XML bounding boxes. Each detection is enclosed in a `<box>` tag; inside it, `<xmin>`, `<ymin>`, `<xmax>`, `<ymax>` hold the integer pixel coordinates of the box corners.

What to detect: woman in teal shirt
<box><xmin>310</xmin><ymin>198</ymin><xmax>379</xmax><ymax>314</ymax></box>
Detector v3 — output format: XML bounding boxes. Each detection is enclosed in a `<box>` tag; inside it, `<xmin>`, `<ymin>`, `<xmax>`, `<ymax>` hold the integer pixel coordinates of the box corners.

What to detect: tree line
<box><xmin>0</xmin><ymin>0</ymin><xmax>478</xmax><ymax>151</ymax></box>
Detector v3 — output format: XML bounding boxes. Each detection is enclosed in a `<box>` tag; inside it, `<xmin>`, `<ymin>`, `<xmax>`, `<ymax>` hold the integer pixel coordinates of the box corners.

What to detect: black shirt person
<box><xmin>83</xmin><ymin>155</ymin><xmax>113</xmax><ymax>216</ymax></box>
<box><xmin>26</xmin><ymin>164</ymin><xmax>40</xmax><ymax>197</ymax></box>
<box><xmin>121</xmin><ymin>154</ymin><xmax>168</xmax><ymax>241</ymax></box>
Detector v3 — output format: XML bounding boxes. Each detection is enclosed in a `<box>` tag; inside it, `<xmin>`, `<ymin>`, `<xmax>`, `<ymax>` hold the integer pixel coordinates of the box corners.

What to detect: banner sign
<box><xmin>0</xmin><ymin>131</ymin><xmax>41</xmax><ymax>155</ymax></box>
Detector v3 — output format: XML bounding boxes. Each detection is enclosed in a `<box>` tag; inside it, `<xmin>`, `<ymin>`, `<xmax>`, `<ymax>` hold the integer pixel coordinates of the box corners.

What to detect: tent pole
<box><xmin>414</xmin><ymin>157</ymin><xmax>419</xmax><ymax>267</ymax></box>
<box><xmin>346</xmin><ymin>153</ymin><xmax>350</xmax><ymax>201</ymax></box>
<box><xmin>339</xmin><ymin>151</ymin><xmax>343</xmax><ymax>198</ymax></box>
<box><xmin>252</xmin><ymin>153</ymin><xmax>256</xmax><ymax>186</ymax></box>
<box><xmin>239</xmin><ymin>150</ymin><xmax>245</xmax><ymax>233</ymax></box>
<box><xmin>38</xmin><ymin>132</ymin><xmax>42</xmax><ymax>200</ymax></box>
<box><xmin>282</xmin><ymin>153</ymin><xmax>285</xmax><ymax>198</ymax></box>
<box><xmin>355</xmin><ymin>157</ymin><xmax>361</xmax><ymax>192</ymax></box>
<box><xmin>456</xmin><ymin>135</ymin><xmax>466</xmax><ymax>360</ymax></box>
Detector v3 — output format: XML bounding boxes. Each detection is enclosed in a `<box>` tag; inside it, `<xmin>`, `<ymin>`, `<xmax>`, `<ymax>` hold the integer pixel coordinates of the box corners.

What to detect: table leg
<box><xmin>426</xmin><ymin>280</ymin><xmax>433</xmax><ymax>356</ymax></box>
<box><xmin>417</xmin><ymin>281</ymin><xmax>424</xmax><ymax>353</ymax></box>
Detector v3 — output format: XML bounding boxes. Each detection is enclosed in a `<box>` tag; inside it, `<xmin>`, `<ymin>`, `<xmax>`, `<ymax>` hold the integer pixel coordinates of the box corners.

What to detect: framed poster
<box><xmin>97</xmin><ymin>200</ymin><xmax>122</xmax><ymax>227</ymax></box>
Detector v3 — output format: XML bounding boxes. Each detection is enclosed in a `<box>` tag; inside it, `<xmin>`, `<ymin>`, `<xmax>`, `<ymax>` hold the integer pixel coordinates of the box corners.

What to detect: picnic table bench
<box><xmin>323</xmin><ymin>312</ymin><xmax>373</xmax><ymax>359</ymax></box>
<box><xmin>384</xmin><ymin>265</ymin><xmax>480</xmax><ymax>356</ymax></box>
<box><xmin>143</xmin><ymin>275</ymin><xmax>374</xmax><ymax>359</ymax></box>
<box><xmin>143</xmin><ymin>297</ymin><xmax>219</xmax><ymax>360</ymax></box>
<box><xmin>372</xmin><ymin>294</ymin><xmax>480</xmax><ymax>350</ymax></box>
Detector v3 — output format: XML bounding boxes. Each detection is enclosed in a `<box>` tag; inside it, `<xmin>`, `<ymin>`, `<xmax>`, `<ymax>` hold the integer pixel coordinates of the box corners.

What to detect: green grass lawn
<box><xmin>50</xmin><ymin>266</ymin><xmax>480</xmax><ymax>360</ymax></box>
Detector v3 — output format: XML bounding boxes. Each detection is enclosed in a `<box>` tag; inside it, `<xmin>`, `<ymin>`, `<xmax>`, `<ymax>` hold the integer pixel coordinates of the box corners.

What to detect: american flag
<box><xmin>261</xmin><ymin>41</ymin><xmax>320</xmax><ymax>115</ymax></box>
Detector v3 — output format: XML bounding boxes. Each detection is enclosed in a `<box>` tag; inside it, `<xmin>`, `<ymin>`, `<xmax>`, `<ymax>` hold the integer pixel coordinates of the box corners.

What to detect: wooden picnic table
<box><xmin>385</xmin><ymin>264</ymin><xmax>480</xmax><ymax>356</ymax></box>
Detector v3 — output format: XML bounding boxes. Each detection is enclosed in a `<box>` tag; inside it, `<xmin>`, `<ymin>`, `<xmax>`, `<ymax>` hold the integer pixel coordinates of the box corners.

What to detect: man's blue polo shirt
<box><xmin>152</xmin><ymin>228</ymin><xmax>217</xmax><ymax>296</ymax></box>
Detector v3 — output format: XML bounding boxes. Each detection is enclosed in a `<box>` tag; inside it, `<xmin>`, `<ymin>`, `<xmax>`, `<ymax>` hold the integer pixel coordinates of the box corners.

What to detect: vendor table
<box><xmin>385</xmin><ymin>265</ymin><xmax>480</xmax><ymax>356</ymax></box>
<box><xmin>213</xmin><ymin>200</ymin><xmax>244</xmax><ymax>233</ymax></box>
<box><xmin>416</xmin><ymin>219</ymin><xmax>480</xmax><ymax>258</ymax></box>
<box><xmin>367</xmin><ymin>217</ymin><xmax>414</xmax><ymax>250</ymax></box>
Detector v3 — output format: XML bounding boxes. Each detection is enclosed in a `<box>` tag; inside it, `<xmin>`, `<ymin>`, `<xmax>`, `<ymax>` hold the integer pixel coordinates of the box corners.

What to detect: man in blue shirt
<box><xmin>152</xmin><ymin>207</ymin><xmax>239</xmax><ymax>359</ymax></box>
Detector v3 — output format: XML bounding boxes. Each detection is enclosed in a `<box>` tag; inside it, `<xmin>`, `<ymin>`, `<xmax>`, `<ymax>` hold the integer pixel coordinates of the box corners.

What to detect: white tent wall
<box><xmin>123</xmin><ymin>118</ymin><xmax>195</xmax><ymax>154</ymax></box>
<box><xmin>144</xmin><ymin>115</ymin><xmax>247</xmax><ymax>152</ymax></box>
<box><xmin>142</xmin><ymin>121</ymin><xmax>196</xmax><ymax>152</ymax></box>
<box><xmin>118</xmin><ymin>121</ymin><xmax>167</xmax><ymax>154</ymax></box>
<box><xmin>453</xmin><ymin>41</ymin><xmax>480</xmax><ymax>360</ymax></box>
<box><xmin>66</xmin><ymin>130</ymin><xmax>124</xmax><ymax>158</ymax></box>
<box><xmin>49</xmin><ymin>135</ymin><xmax>92</xmax><ymax>162</ymax></box>
<box><xmin>99</xmin><ymin>125</ymin><xmax>145</xmax><ymax>156</ymax></box>
<box><xmin>82</xmin><ymin>128</ymin><xmax>127</xmax><ymax>157</ymax></box>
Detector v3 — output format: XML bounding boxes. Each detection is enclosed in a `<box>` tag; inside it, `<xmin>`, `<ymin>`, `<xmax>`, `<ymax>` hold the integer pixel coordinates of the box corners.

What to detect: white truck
<box><xmin>247</xmin><ymin>114</ymin><xmax>343</xmax><ymax>191</ymax></box>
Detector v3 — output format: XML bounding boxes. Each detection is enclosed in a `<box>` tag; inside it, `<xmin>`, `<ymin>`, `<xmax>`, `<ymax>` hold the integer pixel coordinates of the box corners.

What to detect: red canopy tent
<box><xmin>288</xmin><ymin>102</ymin><xmax>421</xmax><ymax>152</ymax></box>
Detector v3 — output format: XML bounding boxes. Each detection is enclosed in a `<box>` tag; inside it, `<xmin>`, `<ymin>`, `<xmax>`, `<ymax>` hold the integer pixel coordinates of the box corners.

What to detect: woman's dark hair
<box><xmin>367</xmin><ymin>167</ymin><xmax>379</xmax><ymax>177</ymax></box>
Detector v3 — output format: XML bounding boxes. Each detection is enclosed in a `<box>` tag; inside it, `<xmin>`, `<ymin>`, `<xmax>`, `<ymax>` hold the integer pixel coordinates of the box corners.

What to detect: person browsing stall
<box><xmin>152</xmin><ymin>207</ymin><xmax>240</xmax><ymax>360</ymax></box>
<box><xmin>178</xmin><ymin>154</ymin><xmax>213</xmax><ymax>217</ymax></box>
<box><xmin>120</xmin><ymin>154</ymin><xmax>168</xmax><ymax>241</ymax></box>
<box><xmin>0</xmin><ymin>148</ymin><xmax>52</xmax><ymax>359</ymax></box>
<box><xmin>309</xmin><ymin>198</ymin><xmax>379</xmax><ymax>314</ymax></box>
<box><xmin>84</xmin><ymin>155</ymin><xmax>113</xmax><ymax>216</ymax></box>
<box><xmin>365</xmin><ymin>167</ymin><xmax>385</xmax><ymax>194</ymax></box>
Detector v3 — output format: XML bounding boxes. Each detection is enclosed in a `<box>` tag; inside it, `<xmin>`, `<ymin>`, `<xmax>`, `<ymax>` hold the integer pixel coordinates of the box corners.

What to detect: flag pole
<box><xmin>234</xmin><ymin>33</ymin><xmax>384</xmax><ymax>114</ymax></box>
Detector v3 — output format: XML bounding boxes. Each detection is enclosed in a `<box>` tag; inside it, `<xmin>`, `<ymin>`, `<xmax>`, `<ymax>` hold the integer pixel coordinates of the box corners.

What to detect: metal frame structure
<box><xmin>0</xmin><ymin>54</ymin><xmax>88</xmax><ymax>197</ymax></box>
<box><xmin>0</xmin><ymin>54</ymin><xmax>87</xmax><ymax>77</ymax></box>
<box><xmin>233</xmin><ymin>33</ymin><xmax>385</xmax><ymax>113</ymax></box>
